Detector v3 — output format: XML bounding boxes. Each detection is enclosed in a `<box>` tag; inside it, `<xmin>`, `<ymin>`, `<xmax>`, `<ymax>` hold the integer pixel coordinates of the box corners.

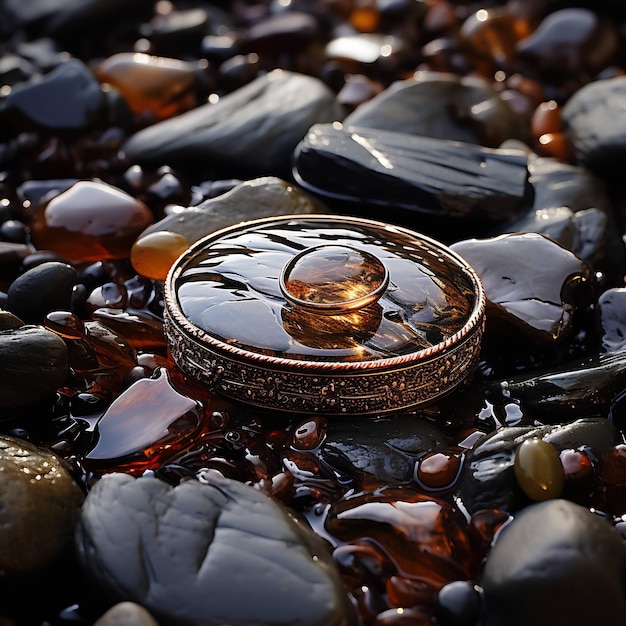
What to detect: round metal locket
<box><xmin>164</xmin><ymin>215</ymin><xmax>486</xmax><ymax>415</ymax></box>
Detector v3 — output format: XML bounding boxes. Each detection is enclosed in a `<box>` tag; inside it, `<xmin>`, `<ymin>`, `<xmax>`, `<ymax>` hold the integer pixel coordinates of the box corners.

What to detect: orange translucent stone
<box><xmin>536</xmin><ymin>132</ymin><xmax>573</xmax><ymax>162</ymax></box>
<box><xmin>460</xmin><ymin>8</ymin><xmax>523</xmax><ymax>76</ymax></box>
<box><xmin>531</xmin><ymin>100</ymin><xmax>562</xmax><ymax>137</ymax></box>
<box><xmin>84</xmin><ymin>368</ymin><xmax>203</xmax><ymax>474</ymax></box>
<box><xmin>30</xmin><ymin>181</ymin><xmax>154</xmax><ymax>265</ymax></box>
<box><xmin>326</xmin><ymin>490</ymin><xmax>473</xmax><ymax>585</ymax></box>
<box><xmin>131</xmin><ymin>230</ymin><xmax>189</xmax><ymax>281</ymax></box>
<box><xmin>415</xmin><ymin>451</ymin><xmax>462</xmax><ymax>490</ymax></box>
<box><xmin>350</xmin><ymin>3</ymin><xmax>379</xmax><ymax>33</ymax></box>
<box><xmin>386</xmin><ymin>575</ymin><xmax>438</xmax><ymax>607</ymax></box>
<box><xmin>94</xmin><ymin>52</ymin><xmax>199</xmax><ymax>121</ymax></box>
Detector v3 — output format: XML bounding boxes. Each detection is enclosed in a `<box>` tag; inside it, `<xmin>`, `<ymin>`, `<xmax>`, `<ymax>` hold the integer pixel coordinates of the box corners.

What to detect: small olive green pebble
<box><xmin>514</xmin><ymin>437</ymin><xmax>565</xmax><ymax>501</ymax></box>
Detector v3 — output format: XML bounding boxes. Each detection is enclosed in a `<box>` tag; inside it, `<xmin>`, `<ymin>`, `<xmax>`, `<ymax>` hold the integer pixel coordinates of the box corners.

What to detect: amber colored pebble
<box><xmin>291</xmin><ymin>417</ymin><xmax>326</xmax><ymax>450</ymax></box>
<box><xmin>415</xmin><ymin>451</ymin><xmax>462</xmax><ymax>490</ymax></box>
<box><xmin>514</xmin><ymin>437</ymin><xmax>565</xmax><ymax>501</ymax></box>
<box><xmin>386</xmin><ymin>575</ymin><xmax>438</xmax><ymax>608</ymax></box>
<box><xmin>130</xmin><ymin>230</ymin><xmax>189</xmax><ymax>281</ymax></box>
<box><xmin>350</xmin><ymin>3</ymin><xmax>379</xmax><ymax>33</ymax></box>
<box><xmin>460</xmin><ymin>8</ymin><xmax>522</xmax><ymax>75</ymax></box>
<box><xmin>94</xmin><ymin>52</ymin><xmax>199</xmax><ymax>121</ymax></box>
<box><xmin>531</xmin><ymin>100</ymin><xmax>561</xmax><ymax>137</ymax></box>
<box><xmin>30</xmin><ymin>181</ymin><xmax>154</xmax><ymax>265</ymax></box>
<box><xmin>536</xmin><ymin>132</ymin><xmax>573</xmax><ymax>162</ymax></box>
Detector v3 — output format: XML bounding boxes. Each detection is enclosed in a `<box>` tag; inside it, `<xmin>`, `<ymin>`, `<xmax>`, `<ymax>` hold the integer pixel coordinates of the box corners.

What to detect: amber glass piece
<box><xmin>536</xmin><ymin>132</ymin><xmax>573</xmax><ymax>162</ymax></box>
<box><xmin>84</xmin><ymin>368</ymin><xmax>202</xmax><ymax>473</ymax></box>
<box><xmin>460</xmin><ymin>8</ymin><xmax>526</xmax><ymax>76</ymax></box>
<box><xmin>131</xmin><ymin>230</ymin><xmax>189</xmax><ymax>281</ymax></box>
<box><xmin>350</xmin><ymin>2</ymin><xmax>379</xmax><ymax>33</ymax></box>
<box><xmin>30</xmin><ymin>181</ymin><xmax>153</xmax><ymax>264</ymax></box>
<box><xmin>325</xmin><ymin>490</ymin><xmax>473</xmax><ymax>585</ymax></box>
<box><xmin>94</xmin><ymin>52</ymin><xmax>199</xmax><ymax>121</ymax></box>
<box><xmin>415</xmin><ymin>451</ymin><xmax>462</xmax><ymax>490</ymax></box>
<box><xmin>291</xmin><ymin>417</ymin><xmax>327</xmax><ymax>450</ymax></box>
<box><xmin>45</xmin><ymin>311</ymin><xmax>137</xmax><ymax>380</ymax></box>
<box><xmin>531</xmin><ymin>100</ymin><xmax>561</xmax><ymax>137</ymax></box>
<box><xmin>514</xmin><ymin>437</ymin><xmax>565</xmax><ymax>501</ymax></box>
<box><xmin>91</xmin><ymin>308</ymin><xmax>166</xmax><ymax>351</ymax></box>
<box><xmin>386</xmin><ymin>575</ymin><xmax>438</xmax><ymax>607</ymax></box>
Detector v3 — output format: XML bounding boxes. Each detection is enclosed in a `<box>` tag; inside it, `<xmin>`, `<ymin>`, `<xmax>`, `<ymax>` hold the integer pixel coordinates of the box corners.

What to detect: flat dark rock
<box><xmin>75</xmin><ymin>472</ymin><xmax>356</xmax><ymax>626</ymax></box>
<box><xmin>293</xmin><ymin>123</ymin><xmax>530</xmax><ymax>221</ymax></box>
<box><xmin>480</xmin><ymin>499</ymin><xmax>626</xmax><ymax>626</ymax></box>
<box><xmin>123</xmin><ymin>70</ymin><xmax>344</xmax><ymax>178</ymax></box>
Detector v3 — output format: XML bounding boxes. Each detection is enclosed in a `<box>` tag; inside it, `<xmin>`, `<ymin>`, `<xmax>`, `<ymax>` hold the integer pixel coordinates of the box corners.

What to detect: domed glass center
<box><xmin>280</xmin><ymin>245</ymin><xmax>389</xmax><ymax>314</ymax></box>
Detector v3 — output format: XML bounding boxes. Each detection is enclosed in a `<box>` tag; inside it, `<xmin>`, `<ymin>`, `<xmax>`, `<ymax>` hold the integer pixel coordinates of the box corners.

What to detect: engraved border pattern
<box><xmin>165</xmin><ymin>309</ymin><xmax>484</xmax><ymax>415</ymax></box>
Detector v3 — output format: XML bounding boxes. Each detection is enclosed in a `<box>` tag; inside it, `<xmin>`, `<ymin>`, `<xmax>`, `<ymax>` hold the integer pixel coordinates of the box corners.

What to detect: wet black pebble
<box><xmin>7</xmin><ymin>260</ymin><xmax>77</xmax><ymax>323</ymax></box>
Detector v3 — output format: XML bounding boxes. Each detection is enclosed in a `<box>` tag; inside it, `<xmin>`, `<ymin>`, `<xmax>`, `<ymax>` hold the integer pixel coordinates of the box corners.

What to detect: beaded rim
<box><xmin>164</xmin><ymin>214</ymin><xmax>486</xmax><ymax>374</ymax></box>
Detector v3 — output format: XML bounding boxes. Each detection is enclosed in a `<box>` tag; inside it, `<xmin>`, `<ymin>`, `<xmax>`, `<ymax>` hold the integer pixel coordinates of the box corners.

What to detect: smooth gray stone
<box><xmin>480</xmin><ymin>499</ymin><xmax>626</xmax><ymax>626</ymax></box>
<box><xmin>457</xmin><ymin>418</ymin><xmax>621</xmax><ymax>515</ymax></box>
<box><xmin>293</xmin><ymin>123</ymin><xmax>530</xmax><ymax>221</ymax></box>
<box><xmin>344</xmin><ymin>71</ymin><xmax>527</xmax><ymax>147</ymax></box>
<box><xmin>123</xmin><ymin>70</ymin><xmax>344</xmax><ymax>178</ymax></box>
<box><xmin>0</xmin><ymin>325</ymin><xmax>69</xmax><ymax>409</ymax></box>
<box><xmin>140</xmin><ymin>177</ymin><xmax>327</xmax><ymax>246</ymax></box>
<box><xmin>563</xmin><ymin>76</ymin><xmax>626</xmax><ymax>177</ymax></box>
<box><xmin>0</xmin><ymin>435</ymin><xmax>85</xmax><ymax>578</ymax></box>
<box><xmin>75</xmin><ymin>472</ymin><xmax>356</xmax><ymax>626</ymax></box>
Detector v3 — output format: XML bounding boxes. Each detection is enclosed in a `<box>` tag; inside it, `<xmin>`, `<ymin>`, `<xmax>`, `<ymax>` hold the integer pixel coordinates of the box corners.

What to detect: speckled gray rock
<box><xmin>0</xmin><ymin>324</ymin><xmax>69</xmax><ymax>409</ymax></box>
<box><xmin>0</xmin><ymin>435</ymin><xmax>85</xmax><ymax>578</ymax></box>
<box><xmin>75</xmin><ymin>472</ymin><xmax>356</xmax><ymax>626</ymax></box>
<box><xmin>480</xmin><ymin>499</ymin><xmax>626</xmax><ymax>626</ymax></box>
<box><xmin>139</xmin><ymin>177</ymin><xmax>328</xmax><ymax>246</ymax></box>
<box><xmin>344</xmin><ymin>71</ymin><xmax>527</xmax><ymax>147</ymax></box>
<box><xmin>562</xmin><ymin>76</ymin><xmax>626</xmax><ymax>177</ymax></box>
<box><xmin>123</xmin><ymin>70</ymin><xmax>344</xmax><ymax>178</ymax></box>
<box><xmin>457</xmin><ymin>418</ymin><xmax>621</xmax><ymax>515</ymax></box>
